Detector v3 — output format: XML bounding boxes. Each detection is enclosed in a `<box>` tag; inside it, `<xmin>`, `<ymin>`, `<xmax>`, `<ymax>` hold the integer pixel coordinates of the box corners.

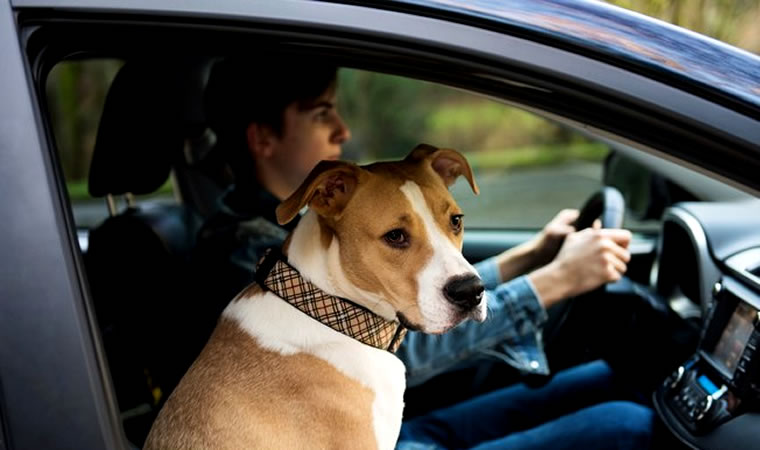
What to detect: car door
<box><xmin>0</xmin><ymin>2</ymin><xmax>124</xmax><ymax>449</ymax></box>
<box><xmin>5</xmin><ymin>1</ymin><xmax>760</xmax><ymax>449</ymax></box>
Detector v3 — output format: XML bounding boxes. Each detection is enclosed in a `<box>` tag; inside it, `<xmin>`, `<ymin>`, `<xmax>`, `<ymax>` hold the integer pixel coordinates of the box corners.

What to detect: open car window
<box><xmin>339</xmin><ymin>69</ymin><xmax>660</xmax><ymax>231</ymax></box>
<box><xmin>46</xmin><ymin>59</ymin><xmax>179</xmax><ymax>232</ymax></box>
<box><xmin>49</xmin><ymin>61</ymin><xmax>668</xmax><ymax>236</ymax></box>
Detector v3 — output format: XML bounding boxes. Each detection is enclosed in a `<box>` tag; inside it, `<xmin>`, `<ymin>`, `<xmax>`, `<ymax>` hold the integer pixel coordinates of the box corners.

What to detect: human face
<box><xmin>268</xmin><ymin>86</ymin><xmax>351</xmax><ymax>197</ymax></box>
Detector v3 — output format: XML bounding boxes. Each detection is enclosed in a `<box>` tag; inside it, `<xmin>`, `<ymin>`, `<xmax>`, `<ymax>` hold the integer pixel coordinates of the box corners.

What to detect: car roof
<box><xmin>386</xmin><ymin>0</ymin><xmax>760</xmax><ymax>114</ymax></box>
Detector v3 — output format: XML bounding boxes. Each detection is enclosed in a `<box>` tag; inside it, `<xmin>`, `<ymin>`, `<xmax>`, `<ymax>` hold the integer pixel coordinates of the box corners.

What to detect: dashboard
<box><xmin>654</xmin><ymin>200</ymin><xmax>760</xmax><ymax>317</ymax></box>
<box><xmin>651</xmin><ymin>200</ymin><xmax>760</xmax><ymax>449</ymax></box>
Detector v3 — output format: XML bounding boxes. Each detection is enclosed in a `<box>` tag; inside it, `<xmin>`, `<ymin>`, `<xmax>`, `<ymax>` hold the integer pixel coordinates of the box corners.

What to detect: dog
<box><xmin>144</xmin><ymin>144</ymin><xmax>485</xmax><ymax>450</ymax></box>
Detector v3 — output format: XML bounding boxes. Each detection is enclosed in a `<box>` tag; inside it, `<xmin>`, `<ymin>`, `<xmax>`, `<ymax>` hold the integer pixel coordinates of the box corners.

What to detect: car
<box><xmin>2</xmin><ymin>0</ymin><xmax>760</xmax><ymax>449</ymax></box>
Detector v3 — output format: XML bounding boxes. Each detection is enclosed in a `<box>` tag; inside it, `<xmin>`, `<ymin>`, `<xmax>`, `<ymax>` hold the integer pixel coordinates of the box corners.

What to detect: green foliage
<box><xmin>339</xmin><ymin>69</ymin><xmax>599</xmax><ymax>167</ymax></box>
<box><xmin>47</xmin><ymin>60</ymin><xmax>123</xmax><ymax>182</ymax></box>
<box><xmin>338</xmin><ymin>70</ymin><xmax>447</xmax><ymax>160</ymax></box>
<box><xmin>466</xmin><ymin>142</ymin><xmax>609</xmax><ymax>171</ymax></box>
<box><xmin>424</xmin><ymin>102</ymin><xmax>567</xmax><ymax>151</ymax></box>
<box><xmin>66</xmin><ymin>179</ymin><xmax>91</xmax><ymax>201</ymax></box>
<box><xmin>606</xmin><ymin>0</ymin><xmax>760</xmax><ymax>52</ymax></box>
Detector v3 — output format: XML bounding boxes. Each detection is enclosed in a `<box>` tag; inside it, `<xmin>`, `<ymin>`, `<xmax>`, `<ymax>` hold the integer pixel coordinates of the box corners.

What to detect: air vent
<box><xmin>726</xmin><ymin>248</ymin><xmax>760</xmax><ymax>288</ymax></box>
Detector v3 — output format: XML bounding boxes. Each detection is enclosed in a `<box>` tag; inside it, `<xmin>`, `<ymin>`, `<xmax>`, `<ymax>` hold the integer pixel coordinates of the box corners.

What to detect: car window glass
<box><xmin>46</xmin><ymin>59</ymin><xmax>177</xmax><ymax>230</ymax></box>
<box><xmin>339</xmin><ymin>69</ymin><xmax>658</xmax><ymax>231</ymax></box>
<box><xmin>47</xmin><ymin>61</ymin><xmax>659</xmax><ymax>233</ymax></box>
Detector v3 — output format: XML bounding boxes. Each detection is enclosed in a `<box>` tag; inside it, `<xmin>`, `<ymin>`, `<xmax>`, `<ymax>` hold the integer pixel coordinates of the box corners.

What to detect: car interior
<box><xmin>80</xmin><ymin>56</ymin><xmax>223</xmax><ymax>440</ymax></box>
<box><xmin>35</xmin><ymin>23</ymin><xmax>760</xmax><ymax>450</ymax></box>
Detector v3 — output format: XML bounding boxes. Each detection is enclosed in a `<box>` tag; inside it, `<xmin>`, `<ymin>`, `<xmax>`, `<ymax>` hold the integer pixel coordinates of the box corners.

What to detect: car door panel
<box><xmin>0</xmin><ymin>2</ymin><xmax>123</xmax><ymax>448</ymax></box>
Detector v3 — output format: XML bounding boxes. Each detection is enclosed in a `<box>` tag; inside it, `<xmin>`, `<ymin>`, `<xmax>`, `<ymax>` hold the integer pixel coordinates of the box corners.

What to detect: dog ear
<box><xmin>276</xmin><ymin>160</ymin><xmax>361</xmax><ymax>224</ymax></box>
<box><xmin>407</xmin><ymin>144</ymin><xmax>479</xmax><ymax>195</ymax></box>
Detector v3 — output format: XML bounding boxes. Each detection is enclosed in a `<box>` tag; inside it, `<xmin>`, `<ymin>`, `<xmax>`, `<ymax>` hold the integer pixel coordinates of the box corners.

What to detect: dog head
<box><xmin>277</xmin><ymin>144</ymin><xmax>485</xmax><ymax>334</ymax></box>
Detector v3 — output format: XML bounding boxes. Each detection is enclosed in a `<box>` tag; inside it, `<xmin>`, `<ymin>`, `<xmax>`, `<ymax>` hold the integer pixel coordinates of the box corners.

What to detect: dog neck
<box><xmin>284</xmin><ymin>210</ymin><xmax>399</xmax><ymax>321</ymax></box>
<box><xmin>256</xmin><ymin>248</ymin><xmax>407</xmax><ymax>352</ymax></box>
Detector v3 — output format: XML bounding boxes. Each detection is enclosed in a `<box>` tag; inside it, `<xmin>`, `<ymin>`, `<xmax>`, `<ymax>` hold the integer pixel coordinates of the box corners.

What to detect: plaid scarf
<box><xmin>255</xmin><ymin>248</ymin><xmax>407</xmax><ymax>353</ymax></box>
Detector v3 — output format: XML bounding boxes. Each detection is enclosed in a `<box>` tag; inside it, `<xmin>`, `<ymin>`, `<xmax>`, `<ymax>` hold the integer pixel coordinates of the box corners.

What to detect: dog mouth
<box><xmin>399</xmin><ymin>296</ymin><xmax>487</xmax><ymax>334</ymax></box>
<box><xmin>397</xmin><ymin>312</ymin><xmax>423</xmax><ymax>332</ymax></box>
<box><xmin>398</xmin><ymin>310</ymin><xmax>470</xmax><ymax>335</ymax></box>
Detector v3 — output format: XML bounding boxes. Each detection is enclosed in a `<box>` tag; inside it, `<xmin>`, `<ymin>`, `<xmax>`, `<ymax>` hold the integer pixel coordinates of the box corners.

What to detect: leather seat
<box><xmin>83</xmin><ymin>57</ymin><xmax>219</xmax><ymax>446</ymax></box>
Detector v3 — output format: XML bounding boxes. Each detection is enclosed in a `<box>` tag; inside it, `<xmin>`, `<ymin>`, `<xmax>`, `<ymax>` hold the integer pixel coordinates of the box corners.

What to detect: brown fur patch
<box><xmin>232</xmin><ymin>282</ymin><xmax>264</xmax><ymax>303</ymax></box>
<box><xmin>331</xmin><ymin>168</ymin><xmax>432</xmax><ymax>326</ymax></box>
<box><xmin>145</xmin><ymin>319</ymin><xmax>378</xmax><ymax>450</ymax></box>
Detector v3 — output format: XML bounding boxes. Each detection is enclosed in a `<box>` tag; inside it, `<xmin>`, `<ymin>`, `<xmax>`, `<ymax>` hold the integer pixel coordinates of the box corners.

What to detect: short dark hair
<box><xmin>202</xmin><ymin>55</ymin><xmax>337</xmax><ymax>186</ymax></box>
<box><xmin>204</xmin><ymin>55</ymin><xmax>338</xmax><ymax>140</ymax></box>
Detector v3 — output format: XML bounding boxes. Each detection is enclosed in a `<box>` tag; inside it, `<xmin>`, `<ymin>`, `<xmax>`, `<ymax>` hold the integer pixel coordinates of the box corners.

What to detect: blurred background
<box><xmin>46</xmin><ymin>0</ymin><xmax>760</xmax><ymax>229</ymax></box>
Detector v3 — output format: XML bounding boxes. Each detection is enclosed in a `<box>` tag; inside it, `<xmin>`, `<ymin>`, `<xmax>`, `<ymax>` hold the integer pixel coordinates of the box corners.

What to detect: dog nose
<box><xmin>443</xmin><ymin>275</ymin><xmax>485</xmax><ymax>311</ymax></box>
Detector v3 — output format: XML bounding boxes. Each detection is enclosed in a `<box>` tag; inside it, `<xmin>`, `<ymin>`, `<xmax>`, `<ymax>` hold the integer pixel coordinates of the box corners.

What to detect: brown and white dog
<box><xmin>144</xmin><ymin>144</ymin><xmax>485</xmax><ymax>450</ymax></box>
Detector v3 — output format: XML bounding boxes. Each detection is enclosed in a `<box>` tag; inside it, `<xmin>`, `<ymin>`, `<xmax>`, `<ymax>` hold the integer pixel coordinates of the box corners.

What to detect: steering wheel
<box><xmin>542</xmin><ymin>186</ymin><xmax>626</xmax><ymax>347</ymax></box>
<box><xmin>573</xmin><ymin>186</ymin><xmax>625</xmax><ymax>230</ymax></box>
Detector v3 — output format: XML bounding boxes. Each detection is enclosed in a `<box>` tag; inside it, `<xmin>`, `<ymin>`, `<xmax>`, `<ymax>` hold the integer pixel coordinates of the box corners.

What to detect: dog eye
<box><xmin>384</xmin><ymin>229</ymin><xmax>409</xmax><ymax>248</ymax></box>
<box><xmin>450</xmin><ymin>214</ymin><xmax>464</xmax><ymax>233</ymax></box>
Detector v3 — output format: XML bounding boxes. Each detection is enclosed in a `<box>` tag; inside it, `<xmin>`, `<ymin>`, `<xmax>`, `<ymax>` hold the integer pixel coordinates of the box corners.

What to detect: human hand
<box><xmin>529</xmin><ymin>228</ymin><xmax>632</xmax><ymax>308</ymax></box>
<box><xmin>531</xmin><ymin>209</ymin><xmax>579</xmax><ymax>267</ymax></box>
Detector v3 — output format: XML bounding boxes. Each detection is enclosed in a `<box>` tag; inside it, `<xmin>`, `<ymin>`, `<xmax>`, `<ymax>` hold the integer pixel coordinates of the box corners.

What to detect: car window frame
<box><xmin>1</xmin><ymin>3</ymin><xmax>126</xmax><ymax>450</ymax></box>
<box><xmin>15</xmin><ymin>0</ymin><xmax>760</xmax><ymax>194</ymax></box>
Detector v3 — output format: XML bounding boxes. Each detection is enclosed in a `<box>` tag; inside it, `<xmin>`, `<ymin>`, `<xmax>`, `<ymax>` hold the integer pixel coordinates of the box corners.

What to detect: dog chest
<box><xmin>147</xmin><ymin>293</ymin><xmax>407</xmax><ymax>449</ymax></box>
<box><xmin>225</xmin><ymin>293</ymin><xmax>407</xmax><ymax>449</ymax></box>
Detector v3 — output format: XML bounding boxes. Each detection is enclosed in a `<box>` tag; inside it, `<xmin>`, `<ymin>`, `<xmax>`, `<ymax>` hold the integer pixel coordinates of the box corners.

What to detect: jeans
<box><xmin>398</xmin><ymin>360</ymin><xmax>654</xmax><ymax>450</ymax></box>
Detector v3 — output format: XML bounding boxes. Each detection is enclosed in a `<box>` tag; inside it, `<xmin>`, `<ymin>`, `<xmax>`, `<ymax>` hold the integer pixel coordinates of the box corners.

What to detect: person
<box><xmin>193</xmin><ymin>56</ymin><xmax>655</xmax><ymax>449</ymax></box>
<box><xmin>193</xmin><ymin>55</ymin><xmax>351</xmax><ymax>313</ymax></box>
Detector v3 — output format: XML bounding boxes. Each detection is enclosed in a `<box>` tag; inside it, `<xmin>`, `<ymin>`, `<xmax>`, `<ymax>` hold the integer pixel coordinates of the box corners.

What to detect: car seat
<box><xmin>83</xmin><ymin>56</ymin><xmax>225</xmax><ymax>446</ymax></box>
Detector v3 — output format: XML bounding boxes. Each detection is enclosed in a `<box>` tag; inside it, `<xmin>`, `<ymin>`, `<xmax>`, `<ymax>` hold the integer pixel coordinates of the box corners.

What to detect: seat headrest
<box><xmin>88</xmin><ymin>58</ymin><xmax>213</xmax><ymax>197</ymax></box>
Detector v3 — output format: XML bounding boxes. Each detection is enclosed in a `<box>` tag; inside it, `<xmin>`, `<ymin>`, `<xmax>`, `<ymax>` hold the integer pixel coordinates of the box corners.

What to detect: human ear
<box><xmin>245</xmin><ymin>122</ymin><xmax>276</xmax><ymax>158</ymax></box>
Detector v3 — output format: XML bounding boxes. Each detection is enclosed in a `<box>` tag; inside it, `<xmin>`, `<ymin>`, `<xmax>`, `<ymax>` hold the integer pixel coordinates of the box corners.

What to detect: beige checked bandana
<box><xmin>255</xmin><ymin>249</ymin><xmax>407</xmax><ymax>353</ymax></box>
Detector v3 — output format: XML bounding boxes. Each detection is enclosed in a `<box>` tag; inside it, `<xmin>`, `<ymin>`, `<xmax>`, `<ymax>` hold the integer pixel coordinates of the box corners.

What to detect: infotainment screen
<box><xmin>711</xmin><ymin>301</ymin><xmax>757</xmax><ymax>376</ymax></box>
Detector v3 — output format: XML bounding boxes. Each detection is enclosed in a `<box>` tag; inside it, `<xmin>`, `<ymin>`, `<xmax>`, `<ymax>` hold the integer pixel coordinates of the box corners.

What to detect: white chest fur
<box><xmin>224</xmin><ymin>292</ymin><xmax>407</xmax><ymax>450</ymax></box>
